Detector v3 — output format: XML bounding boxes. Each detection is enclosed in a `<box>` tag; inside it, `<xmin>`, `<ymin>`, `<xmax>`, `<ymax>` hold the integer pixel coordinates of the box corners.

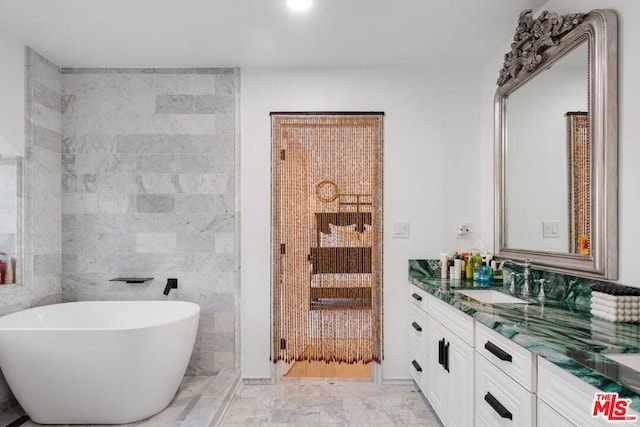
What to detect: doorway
<box><xmin>271</xmin><ymin>113</ymin><xmax>383</xmax><ymax>378</ymax></box>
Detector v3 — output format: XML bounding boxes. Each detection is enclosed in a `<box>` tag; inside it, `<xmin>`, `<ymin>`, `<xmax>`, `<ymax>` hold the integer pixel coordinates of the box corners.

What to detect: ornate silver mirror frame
<box><xmin>495</xmin><ymin>9</ymin><xmax>618</xmax><ymax>279</ymax></box>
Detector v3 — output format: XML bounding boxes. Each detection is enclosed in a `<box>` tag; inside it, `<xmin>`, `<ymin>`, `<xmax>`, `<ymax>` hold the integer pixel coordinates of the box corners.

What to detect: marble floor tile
<box><xmin>1</xmin><ymin>375</ymin><xmax>440</xmax><ymax>426</ymax></box>
<box><xmin>218</xmin><ymin>380</ymin><xmax>443</xmax><ymax>426</ymax></box>
<box><xmin>0</xmin><ymin>369</ymin><xmax>240</xmax><ymax>427</ymax></box>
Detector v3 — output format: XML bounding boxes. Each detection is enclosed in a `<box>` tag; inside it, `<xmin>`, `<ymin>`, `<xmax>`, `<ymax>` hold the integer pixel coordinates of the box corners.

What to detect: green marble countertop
<box><xmin>409</xmin><ymin>259</ymin><xmax>640</xmax><ymax>412</ymax></box>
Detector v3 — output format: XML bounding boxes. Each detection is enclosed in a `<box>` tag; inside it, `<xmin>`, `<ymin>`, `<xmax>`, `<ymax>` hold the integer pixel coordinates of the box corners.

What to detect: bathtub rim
<box><xmin>0</xmin><ymin>300</ymin><xmax>201</xmax><ymax>332</ymax></box>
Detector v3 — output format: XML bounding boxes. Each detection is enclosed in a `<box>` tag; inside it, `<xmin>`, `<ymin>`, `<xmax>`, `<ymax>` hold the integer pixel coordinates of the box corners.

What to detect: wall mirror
<box><xmin>495</xmin><ymin>9</ymin><xmax>618</xmax><ymax>279</ymax></box>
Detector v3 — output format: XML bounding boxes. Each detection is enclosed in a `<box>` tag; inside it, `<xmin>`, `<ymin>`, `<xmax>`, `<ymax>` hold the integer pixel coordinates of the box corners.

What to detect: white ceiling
<box><xmin>0</xmin><ymin>0</ymin><xmax>546</xmax><ymax>68</ymax></box>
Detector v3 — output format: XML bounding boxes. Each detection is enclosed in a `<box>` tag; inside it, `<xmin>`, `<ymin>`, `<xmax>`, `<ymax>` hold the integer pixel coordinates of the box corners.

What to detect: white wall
<box><xmin>241</xmin><ymin>66</ymin><xmax>482</xmax><ymax>379</ymax></box>
<box><xmin>480</xmin><ymin>0</ymin><xmax>640</xmax><ymax>285</ymax></box>
<box><xmin>0</xmin><ymin>29</ymin><xmax>24</xmax><ymax>156</ymax></box>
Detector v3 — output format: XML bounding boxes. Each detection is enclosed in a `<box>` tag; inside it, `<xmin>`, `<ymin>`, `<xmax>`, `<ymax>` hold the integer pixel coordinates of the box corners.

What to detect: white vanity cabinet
<box><xmin>426</xmin><ymin>296</ymin><xmax>475</xmax><ymax>427</ymax></box>
<box><xmin>409</xmin><ymin>283</ymin><xmax>640</xmax><ymax>427</ymax></box>
<box><xmin>537</xmin><ymin>356</ymin><xmax>640</xmax><ymax>427</ymax></box>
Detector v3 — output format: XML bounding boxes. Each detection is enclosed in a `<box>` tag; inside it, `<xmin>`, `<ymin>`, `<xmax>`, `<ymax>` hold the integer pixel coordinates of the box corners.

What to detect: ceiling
<box><xmin>0</xmin><ymin>0</ymin><xmax>546</xmax><ymax>68</ymax></box>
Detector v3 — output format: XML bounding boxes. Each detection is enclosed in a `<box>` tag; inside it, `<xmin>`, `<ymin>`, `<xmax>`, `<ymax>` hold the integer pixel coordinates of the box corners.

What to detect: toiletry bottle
<box><xmin>473</xmin><ymin>255</ymin><xmax>481</xmax><ymax>281</ymax></box>
<box><xmin>4</xmin><ymin>257</ymin><xmax>13</xmax><ymax>284</ymax></box>
<box><xmin>465</xmin><ymin>254</ymin><xmax>474</xmax><ymax>280</ymax></box>
<box><xmin>453</xmin><ymin>258</ymin><xmax>462</xmax><ymax>280</ymax></box>
<box><xmin>440</xmin><ymin>253</ymin><xmax>449</xmax><ymax>279</ymax></box>
<box><xmin>0</xmin><ymin>259</ymin><xmax>5</xmax><ymax>284</ymax></box>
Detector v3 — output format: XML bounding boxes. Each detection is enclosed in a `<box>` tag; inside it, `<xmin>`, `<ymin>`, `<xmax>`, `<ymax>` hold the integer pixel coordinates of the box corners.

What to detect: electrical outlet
<box><xmin>456</xmin><ymin>223</ymin><xmax>471</xmax><ymax>239</ymax></box>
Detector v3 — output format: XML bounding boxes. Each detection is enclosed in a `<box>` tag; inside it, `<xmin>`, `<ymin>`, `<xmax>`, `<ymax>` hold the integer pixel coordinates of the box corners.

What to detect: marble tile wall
<box><xmin>0</xmin><ymin>47</ymin><xmax>64</xmax><ymax>410</ymax></box>
<box><xmin>60</xmin><ymin>67</ymin><xmax>239</xmax><ymax>375</ymax></box>
<box><xmin>24</xmin><ymin>48</ymin><xmax>63</xmax><ymax>307</ymax></box>
<box><xmin>23</xmin><ymin>49</ymin><xmax>62</xmax><ymax>305</ymax></box>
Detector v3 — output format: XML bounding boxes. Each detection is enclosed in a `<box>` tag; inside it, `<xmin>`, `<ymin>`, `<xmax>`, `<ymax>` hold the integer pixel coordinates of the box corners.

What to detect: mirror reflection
<box><xmin>505</xmin><ymin>41</ymin><xmax>589</xmax><ymax>254</ymax></box>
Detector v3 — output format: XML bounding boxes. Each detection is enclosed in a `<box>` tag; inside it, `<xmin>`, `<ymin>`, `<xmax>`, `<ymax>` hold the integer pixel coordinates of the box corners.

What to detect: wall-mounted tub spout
<box><xmin>163</xmin><ymin>278</ymin><xmax>177</xmax><ymax>295</ymax></box>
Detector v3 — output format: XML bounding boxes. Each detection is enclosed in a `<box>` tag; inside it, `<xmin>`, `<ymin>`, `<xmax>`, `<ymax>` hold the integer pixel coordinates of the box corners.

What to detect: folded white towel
<box><xmin>591</xmin><ymin>308</ymin><xmax>640</xmax><ymax>323</ymax></box>
<box><xmin>591</xmin><ymin>301</ymin><xmax>639</xmax><ymax>314</ymax></box>
<box><xmin>592</xmin><ymin>291</ymin><xmax>619</xmax><ymax>301</ymax></box>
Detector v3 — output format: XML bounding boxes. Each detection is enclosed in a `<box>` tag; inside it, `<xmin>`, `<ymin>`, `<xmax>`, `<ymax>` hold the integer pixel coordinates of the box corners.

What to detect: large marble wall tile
<box><xmin>174</xmin><ymin>194</ymin><xmax>218</xmax><ymax>213</ymax></box>
<box><xmin>214</xmin><ymin>74</ymin><xmax>236</xmax><ymax>95</ymax></box>
<box><xmin>33</xmin><ymin>126</ymin><xmax>62</xmax><ymax>151</ymax></box>
<box><xmin>176</xmin><ymin>233</ymin><xmax>216</xmax><ymax>253</ymax></box>
<box><xmin>63</xmin><ymin>134</ymin><xmax>117</xmax><ymax>153</ymax></box>
<box><xmin>33</xmin><ymin>102</ymin><xmax>62</xmax><ymax>134</ymax></box>
<box><xmin>193</xmin><ymin>134</ymin><xmax>235</xmax><ymax>153</ymax></box>
<box><xmin>60</xmin><ymin>67</ymin><xmax>239</xmax><ymax>375</ymax></box>
<box><xmin>136</xmin><ymin>194</ymin><xmax>176</xmax><ymax>213</ymax></box>
<box><xmin>137</xmin><ymin>154</ymin><xmax>176</xmax><ymax>173</ymax></box>
<box><xmin>135</xmin><ymin>173</ymin><xmax>180</xmax><ymax>194</ymax></box>
<box><xmin>33</xmin><ymin>81</ymin><xmax>61</xmax><ymax>111</ymax></box>
<box><xmin>33</xmin><ymin>254</ymin><xmax>62</xmax><ymax>275</ymax></box>
<box><xmin>76</xmin><ymin>174</ymin><xmax>98</xmax><ymax>193</ymax></box>
<box><xmin>195</xmin><ymin>95</ymin><xmax>234</xmax><ymax>114</ymax></box>
<box><xmin>215</xmin><ymin>233</ymin><xmax>235</xmax><ymax>254</ymax></box>
<box><xmin>156</xmin><ymin>95</ymin><xmax>196</xmax><ymax>114</ymax></box>
<box><xmin>155</xmin><ymin>134</ymin><xmax>196</xmax><ymax>153</ymax></box>
<box><xmin>176</xmin><ymin>154</ymin><xmax>234</xmax><ymax>174</ymax></box>
<box><xmin>28</xmin><ymin>58</ymin><xmax>60</xmax><ymax>92</ymax></box>
<box><xmin>136</xmin><ymin>233</ymin><xmax>177</xmax><ymax>253</ymax></box>
<box><xmin>176</xmin><ymin>173</ymin><xmax>234</xmax><ymax>194</ymax></box>
<box><xmin>97</xmin><ymin>194</ymin><xmax>135</xmax><ymax>213</ymax></box>
<box><xmin>62</xmin><ymin>193</ymin><xmax>98</xmax><ymax>213</ymax></box>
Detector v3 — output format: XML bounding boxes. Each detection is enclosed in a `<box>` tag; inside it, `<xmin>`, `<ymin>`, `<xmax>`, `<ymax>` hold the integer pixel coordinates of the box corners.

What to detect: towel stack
<box><xmin>591</xmin><ymin>283</ymin><xmax>640</xmax><ymax>323</ymax></box>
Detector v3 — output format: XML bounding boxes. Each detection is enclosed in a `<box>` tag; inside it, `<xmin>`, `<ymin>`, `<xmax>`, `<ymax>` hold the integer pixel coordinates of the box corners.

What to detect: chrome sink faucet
<box><xmin>500</xmin><ymin>259</ymin><xmax>532</xmax><ymax>296</ymax></box>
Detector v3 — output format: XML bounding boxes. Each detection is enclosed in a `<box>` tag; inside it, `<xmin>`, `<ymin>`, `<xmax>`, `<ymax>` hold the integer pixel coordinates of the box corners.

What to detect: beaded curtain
<box><xmin>568</xmin><ymin>112</ymin><xmax>590</xmax><ymax>255</ymax></box>
<box><xmin>271</xmin><ymin>114</ymin><xmax>383</xmax><ymax>364</ymax></box>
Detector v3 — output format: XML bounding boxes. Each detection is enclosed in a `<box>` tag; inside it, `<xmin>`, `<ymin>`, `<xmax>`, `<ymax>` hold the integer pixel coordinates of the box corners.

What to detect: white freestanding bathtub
<box><xmin>0</xmin><ymin>300</ymin><xmax>200</xmax><ymax>424</ymax></box>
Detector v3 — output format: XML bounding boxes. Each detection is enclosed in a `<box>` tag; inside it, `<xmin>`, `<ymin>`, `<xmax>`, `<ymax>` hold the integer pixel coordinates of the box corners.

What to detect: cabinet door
<box><xmin>427</xmin><ymin>316</ymin><xmax>448</xmax><ymax>425</ymax></box>
<box><xmin>447</xmin><ymin>331</ymin><xmax>474</xmax><ymax>427</ymax></box>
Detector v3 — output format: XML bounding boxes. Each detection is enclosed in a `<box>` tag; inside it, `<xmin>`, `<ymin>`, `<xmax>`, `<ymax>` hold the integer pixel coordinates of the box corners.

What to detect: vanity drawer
<box><xmin>428</xmin><ymin>293</ymin><xmax>474</xmax><ymax>345</ymax></box>
<box><xmin>537</xmin><ymin>400</ymin><xmax>575</xmax><ymax>427</ymax></box>
<box><xmin>410</xmin><ymin>286</ymin><xmax>428</xmax><ymax>313</ymax></box>
<box><xmin>538</xmin><ymin>356</ymin><xmax>640</xmax><ymax>427</ymax></box>
<box><xmin>476</xmin><ymin>352</ymin><xmax>535</xmax><ymax>427</ymax></box>
<box><xmin>409</xmin><ymin>304</ymin><xmax>428</xmax><ymax>351</ymax></box>
<box><xmin>475</xmin><ymin>322</ymin><xmax>536</xmax><ymax>392</ymax></box>
<box><xmin>409</xmin><ymin>340</ymin><xmax>428</xmax><ymax>391</ymax></box>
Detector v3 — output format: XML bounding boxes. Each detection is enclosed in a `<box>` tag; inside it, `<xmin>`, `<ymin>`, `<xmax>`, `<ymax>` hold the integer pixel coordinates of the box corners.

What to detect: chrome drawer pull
<box><xmin>485</xmin><ymin>341</ymin><xmax>513</xmax><ymax>362</ymax></box>
<box><xmin>411</xmin><ymin>293</ymin><xmax>423</xmax><ymax>301</ymax></box>
<box><xmin>411</xmin><ymin>321</ymin><xmax>422</xmax><ymax>332</ymax></box>
<box><xmin>411</xmin><ymin>360</ymin><xmax>422</xmax><ymax>372</ymax></box>
<box><xmin>484</xmin><ymin>392</ymin><xmax>513</xmax><ymax>420</ymax></box>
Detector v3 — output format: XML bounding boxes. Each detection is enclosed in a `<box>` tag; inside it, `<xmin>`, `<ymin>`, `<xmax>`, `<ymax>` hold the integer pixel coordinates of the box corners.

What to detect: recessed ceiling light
<box><xmin>287</xmin><ymin>0</ymin><xmax>312</xmax><ymax>12</ymax></box>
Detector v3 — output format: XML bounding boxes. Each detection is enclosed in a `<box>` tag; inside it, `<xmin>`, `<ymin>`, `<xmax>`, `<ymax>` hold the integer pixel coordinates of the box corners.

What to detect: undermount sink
<box><xmin>456</xmin><ymin>289</ymin><xmax>529</xmax><ymax>304</ymax></box>
<box><xmin>604</xmin><ymin>353</ymin><xmax>640</xmax><ymax>371</ymax></box>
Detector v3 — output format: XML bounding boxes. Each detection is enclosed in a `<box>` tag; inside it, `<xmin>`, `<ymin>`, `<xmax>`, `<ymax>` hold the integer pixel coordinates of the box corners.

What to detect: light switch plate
<box><xmin>542</xmin><ymin>220</ymin><xmax>560</xmax><ymax>238</ymax></box>
<box><xmin>392</xmin><ymin>222</ymin><xmax>410</xmax><ymax>238</ymax></box>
